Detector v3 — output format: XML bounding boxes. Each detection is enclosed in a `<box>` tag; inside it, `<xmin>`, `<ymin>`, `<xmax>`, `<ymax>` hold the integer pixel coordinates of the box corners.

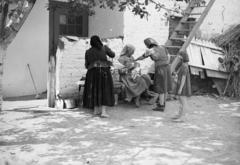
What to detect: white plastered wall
<box><xmin>199</xmin><ymin>0</ymin><xmax>240</xmax><ymax>38</ymax></box>
<box><xmin>3</xmin><ymin>0</ymin><xmax>49</xmax><ymax>98</ymax></box>
<box><xmin>123</xmin><ymin>0</ymin><xmax>180</xmax><ymax>74</ymax></box>
<box><xmin>88</xmin><ymin>7</ymin><xmax>124</xmax><ymax>38</ymax></box>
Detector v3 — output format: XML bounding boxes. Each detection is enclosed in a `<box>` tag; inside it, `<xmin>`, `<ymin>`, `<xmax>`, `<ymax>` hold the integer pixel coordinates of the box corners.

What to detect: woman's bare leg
<box><xmin>135</xmin><ymin>95</ymin><xmax>140</xmax><ymax>107</ymax></box>
<box><xmin>171</xmin><ymin>96</ymin><xmax>182</xmax><ymax>119</ymax></box>
<box><xmin>114</xmin><ymin>94</ymin><xmax>118</xmax><ymax>105</ymax></box>
<box><xmin>159</xmin><ymin>94</ymin><xmax>165</xmax><ymax>105</ymax></box>
<box><xmin>180</xmin><ymin>96</ymin><xmax>187</xmax><ymax>119</ymax></box>
<box><xmin>164</xmin><ymin>93</ymin><xmax>168</xmax><ymax>102</ymax></box>
<box><xmin>94</xmin><ymin>106</ymin><xmax>101</xmax><ymax>115</ymax></box>
<box><xmin>173</xmin><ymin>96</ymin><xmax>187</xmax><ymax>122</ymax></box>
<box><xmin>101</xmin><ymin>106</ymin><xmax>110</xmax><ymax>118</ymax></box>
<box><xmin>152</xmin><ymin>93</ymin><xmax>165</xmax><ymax>111</ymax></box>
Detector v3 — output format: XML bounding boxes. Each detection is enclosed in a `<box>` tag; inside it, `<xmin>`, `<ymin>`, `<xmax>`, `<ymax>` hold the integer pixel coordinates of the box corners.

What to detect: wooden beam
<box><xmin>190</xmin><ymin>41</ymin><xmax>222</xmax><ymax>51</ymax></box>
<box><xmin>189</xmin><ymin>13</ymin><xmax>203</xmax><ymax>15</ymax></box>
<box><xmin>174</xmin><ymin>38</ymin><xmax>223</xmax><ymax>51</ymax></box>
<box><xmin>181</xmin><ymin>21</ymin><xmax>196</xmax><ymax>24</ymax></box>
<box><xmin>189</xmin><ymin>63</ymin><xmax>228</xmax><ymax>73</ymax></box>
<box><xmin>212</xmin><ymin>78</ymin><xmax>227</xmax><ymax>95</ymax></box>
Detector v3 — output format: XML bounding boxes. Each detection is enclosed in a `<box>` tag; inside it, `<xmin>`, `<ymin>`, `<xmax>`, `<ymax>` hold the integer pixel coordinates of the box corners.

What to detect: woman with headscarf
<box><xmin>135</xmin><ymin>38</ymin><xmax>172</xmax><ymax>112</ymax></box>
<box><xmin>118</xmin><ymin>44</ymin><xmax>149</xmax><ymax>107</ymax></box>
<box><xmin>83</xmin><ymin>35</ymin><xmax>115</xmax><ymax>118</ymax></box>
<box><xmin>171</xmin><ymin>50</ymin><xmax>191</xmax><ymax>123</ymax></box>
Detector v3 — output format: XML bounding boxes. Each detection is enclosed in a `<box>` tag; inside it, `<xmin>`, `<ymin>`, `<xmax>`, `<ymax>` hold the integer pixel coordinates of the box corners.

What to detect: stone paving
<box><xmin>0</xmin><ymin>96</ymin><xmax>240</xmax><ymax>165</ymax></box>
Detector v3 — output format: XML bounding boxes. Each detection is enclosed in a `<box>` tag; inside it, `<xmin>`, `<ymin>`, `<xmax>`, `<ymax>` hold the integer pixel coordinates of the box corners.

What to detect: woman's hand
<box><xmin>178</xmin><ymin>88</ymin><xmax>182</xmax><ymax>95</ymax></box>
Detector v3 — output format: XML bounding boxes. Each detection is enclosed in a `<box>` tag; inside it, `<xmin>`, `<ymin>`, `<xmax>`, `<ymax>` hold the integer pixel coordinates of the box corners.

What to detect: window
<box><xmin>59</xmin><ymin>15</ymin><xmax>83</xmax><ymax>36</ymax></box>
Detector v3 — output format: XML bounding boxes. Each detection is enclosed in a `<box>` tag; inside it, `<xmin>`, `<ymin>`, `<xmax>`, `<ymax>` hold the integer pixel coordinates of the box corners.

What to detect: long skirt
<box><xmin>153</xmin><ymin>64</ymin><xmax>172</xmax><ymax>94</ymax></box>
<box><xmin>120</xmin><ymin>74</ymin><xmax>148</xmax><ymax>99</ymax></box>
<box><xmin>83</xmin><ymin>67</ymin><xmax>115</xmax><ymax>109</ymax></box>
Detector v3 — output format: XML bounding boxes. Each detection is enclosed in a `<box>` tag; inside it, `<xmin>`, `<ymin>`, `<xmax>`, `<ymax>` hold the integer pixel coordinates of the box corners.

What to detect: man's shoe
<box><xmin>156</xmin><ymin>102</ymin><xmax>165</xmax><ymax>107</ymax></box>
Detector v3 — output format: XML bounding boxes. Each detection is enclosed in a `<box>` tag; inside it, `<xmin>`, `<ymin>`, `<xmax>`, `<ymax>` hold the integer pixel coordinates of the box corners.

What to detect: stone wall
<box><xmin>56</xmin><ymin>36</ymin><xmax>123</xmax><ymax>98</ymax></box>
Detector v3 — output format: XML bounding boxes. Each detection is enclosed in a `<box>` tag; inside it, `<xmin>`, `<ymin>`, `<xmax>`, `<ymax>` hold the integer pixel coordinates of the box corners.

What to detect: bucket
<box><xmin>64</xmin><ymin>99</ymin><xmax>76</xmax><ymax>109</ymax></box>
<box><xmin>55</xmin><ymin>98</ymin><xmax>64</xmax><ymax>109</ymax></box>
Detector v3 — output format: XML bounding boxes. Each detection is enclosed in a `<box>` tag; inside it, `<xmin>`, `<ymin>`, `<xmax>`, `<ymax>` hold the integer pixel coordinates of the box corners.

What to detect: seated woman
<box><xmin>118</xmin><ymin>44</ymin><xmax>152</xmax><ymax>107</ymax></box>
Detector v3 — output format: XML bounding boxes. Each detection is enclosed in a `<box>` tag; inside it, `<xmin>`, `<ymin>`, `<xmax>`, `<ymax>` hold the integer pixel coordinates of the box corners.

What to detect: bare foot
<box><xmin>171</xmin><ymin>115</ymin><xmax>180</xmax><ymax>120</ymax></box>
<box><xmin>172</xmin><ymin>118</ymin><xmax>184</xmax><ymax>123</ymax></box>
<box><xmin>94</xmin><ymin>108</ymin><xmax>101</xmax><ymax>115</ymax></box>
<box><xmin>101</xmin><ymin>113</ymin><xmax>110</xmax><ymax>118</ymax></box>
<box><xmin>124</xmin><ymin>98</ymin><xmax>131</xmax><ymax>103</ymax></box>
<box><xmin>135</xmin><ymin>98</ymin><xmax>140</xmax><ymax>108</ymax></box>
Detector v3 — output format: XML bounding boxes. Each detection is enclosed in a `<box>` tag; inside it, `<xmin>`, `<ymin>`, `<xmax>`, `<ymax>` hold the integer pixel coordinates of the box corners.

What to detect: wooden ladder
<box><xmin>165</xmin><ymin>0</ymin><xmax>216</xmax><ymax>73</ymax></box>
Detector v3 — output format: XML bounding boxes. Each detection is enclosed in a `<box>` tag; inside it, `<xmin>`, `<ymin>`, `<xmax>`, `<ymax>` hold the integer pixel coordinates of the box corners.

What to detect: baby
<box><xmin>131</xmin><ymin>62</ymin><xmax>141</xmax><ymax>82</ymax></box>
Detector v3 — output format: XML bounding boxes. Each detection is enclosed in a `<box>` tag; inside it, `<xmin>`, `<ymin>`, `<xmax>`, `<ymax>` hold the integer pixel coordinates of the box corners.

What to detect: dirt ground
<box><xmin>0</xmin><ymin>94</ymin><xmax>240</xmax><ymax>165</ymax></box>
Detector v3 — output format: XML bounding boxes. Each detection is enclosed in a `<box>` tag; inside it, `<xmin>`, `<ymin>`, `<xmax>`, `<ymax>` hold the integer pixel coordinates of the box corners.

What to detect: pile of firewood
<box><xmin>193</xmin><ymin>80</ymin><xmax>218</xmax><ymax>96</ymax></box>
<box><xmin>212</xmin><ymin>24</ymin><xmax>240</xmax><ymax>98</ymax></box>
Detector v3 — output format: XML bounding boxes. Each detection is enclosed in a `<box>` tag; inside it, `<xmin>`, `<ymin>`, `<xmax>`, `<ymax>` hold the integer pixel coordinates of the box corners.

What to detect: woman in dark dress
<box><xmin>135</xmin><ymin>38</ymin><xmax>172</xmax><ymax>112</ymax></box>
<box><xmin>83</xmin><ymin>35</ymin><xmax>115</xmax><ymax>118</ymax></box>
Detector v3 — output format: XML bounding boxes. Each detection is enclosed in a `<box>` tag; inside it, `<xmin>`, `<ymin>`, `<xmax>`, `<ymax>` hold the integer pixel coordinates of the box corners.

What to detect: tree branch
<box><xmin>0</xmin><ymin>2</ymin><xmax>9</xmax><ymax>40</ymax></box>
<box><xmin>2</xmin><ymin>0</ymin><xmax>36</xmax><ymax>49</ymax></box>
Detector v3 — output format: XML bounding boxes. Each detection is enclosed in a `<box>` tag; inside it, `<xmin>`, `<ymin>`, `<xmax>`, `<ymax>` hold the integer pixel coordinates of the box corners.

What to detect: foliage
<box><xmin>212</xmin><ymin>24</ymin><xmax>240</xmax><ymax>98</ymax></box>
<box><xmin>47</xmin><ymin>0</ymin><xmax>206</xmax><ymax>24</ymax></box>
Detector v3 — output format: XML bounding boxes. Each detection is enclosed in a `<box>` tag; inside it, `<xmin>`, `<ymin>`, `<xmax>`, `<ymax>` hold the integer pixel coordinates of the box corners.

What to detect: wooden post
<box><xmin>0</xmin><ymin>46</ymin><xmax>5</xmax><ymax>112</ymax></box>
<box><xmin>48</xmin><ymin>55</ymin><xmax>56</xmax><ymax>107</ymax></box>
<box><xmin>48</xmin><ymin>2</ymin><xmax>59</xmax><ymax>108</ymax></box>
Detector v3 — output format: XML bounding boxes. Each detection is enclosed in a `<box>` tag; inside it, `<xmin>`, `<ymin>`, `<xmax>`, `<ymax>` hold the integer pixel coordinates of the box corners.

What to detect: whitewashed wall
<box><xmin>89</xmin><ymin>7</ymin><xmax>124</xmax><ymax>38</ymax></box>
<box><xmin>3</xmin><ymin>0</ymin><xmax>48</xmax><ymax>98</ymax></box>
<box><xmin>56</xmin><ymin>37</ymin><xmax>123</xmax><ymax>98</ymax></box>
<box><xmin>199</xmin><ymin>0</ymin><xmax>240</xmax><ymax>38</ymax></box>
<box><xmin>123</xmin><ymin>0</ymin><xmax>181</xmax><ymax>74</ymax></box>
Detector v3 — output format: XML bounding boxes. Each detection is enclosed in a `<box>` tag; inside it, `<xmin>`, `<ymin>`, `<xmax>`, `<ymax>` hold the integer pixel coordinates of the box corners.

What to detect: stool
<box><xmin>77</xmin><ymin>80</ymin><xmax>85</xmax><ymax>106</ymax></box>
<box><xmin>113</xmin><ymin>82</ymin><xmax>125</xmax><ymax>105</ymax></box>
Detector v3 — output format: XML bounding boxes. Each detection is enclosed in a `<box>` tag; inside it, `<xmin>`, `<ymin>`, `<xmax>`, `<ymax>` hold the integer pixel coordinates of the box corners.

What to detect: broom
<box><xmin>27</xmin><ymin>64</ymin><xmax>40</xmax><ymax>99</ymax></box>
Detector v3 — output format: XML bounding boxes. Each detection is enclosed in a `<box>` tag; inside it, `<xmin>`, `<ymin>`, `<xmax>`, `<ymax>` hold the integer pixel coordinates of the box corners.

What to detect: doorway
<box><xmin>48</xmin><ymin>0</ymin><xmax>89</xmax><ymax>107</ymax></box>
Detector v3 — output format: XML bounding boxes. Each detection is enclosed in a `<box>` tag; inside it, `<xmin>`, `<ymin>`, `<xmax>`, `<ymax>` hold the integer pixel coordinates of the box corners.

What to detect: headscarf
<box><xmin>178</xmin><ymin>50</ymin><xmax>189</xmax><ymax>63</ymax></box>
<box><xmin>120</xmin><ymin>44</ymin><xmax>136</xmax><ymax>57</ymax></box>
<box><xmin>144</xmin><ymin>38</ymin><xmax>158</xmax><ymax>49</ymax></box>
<box><xmin>90</xmin><ymin>35</ymin><xmax>103</xmax><ymax>50</ymax></box>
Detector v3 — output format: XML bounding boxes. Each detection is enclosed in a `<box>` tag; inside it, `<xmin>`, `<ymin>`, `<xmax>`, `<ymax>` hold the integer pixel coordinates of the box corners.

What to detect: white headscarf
<box><xmin>120</xmin><ymin>44</ymin><xmax>136</xmax><ymax>57</ymax></box>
